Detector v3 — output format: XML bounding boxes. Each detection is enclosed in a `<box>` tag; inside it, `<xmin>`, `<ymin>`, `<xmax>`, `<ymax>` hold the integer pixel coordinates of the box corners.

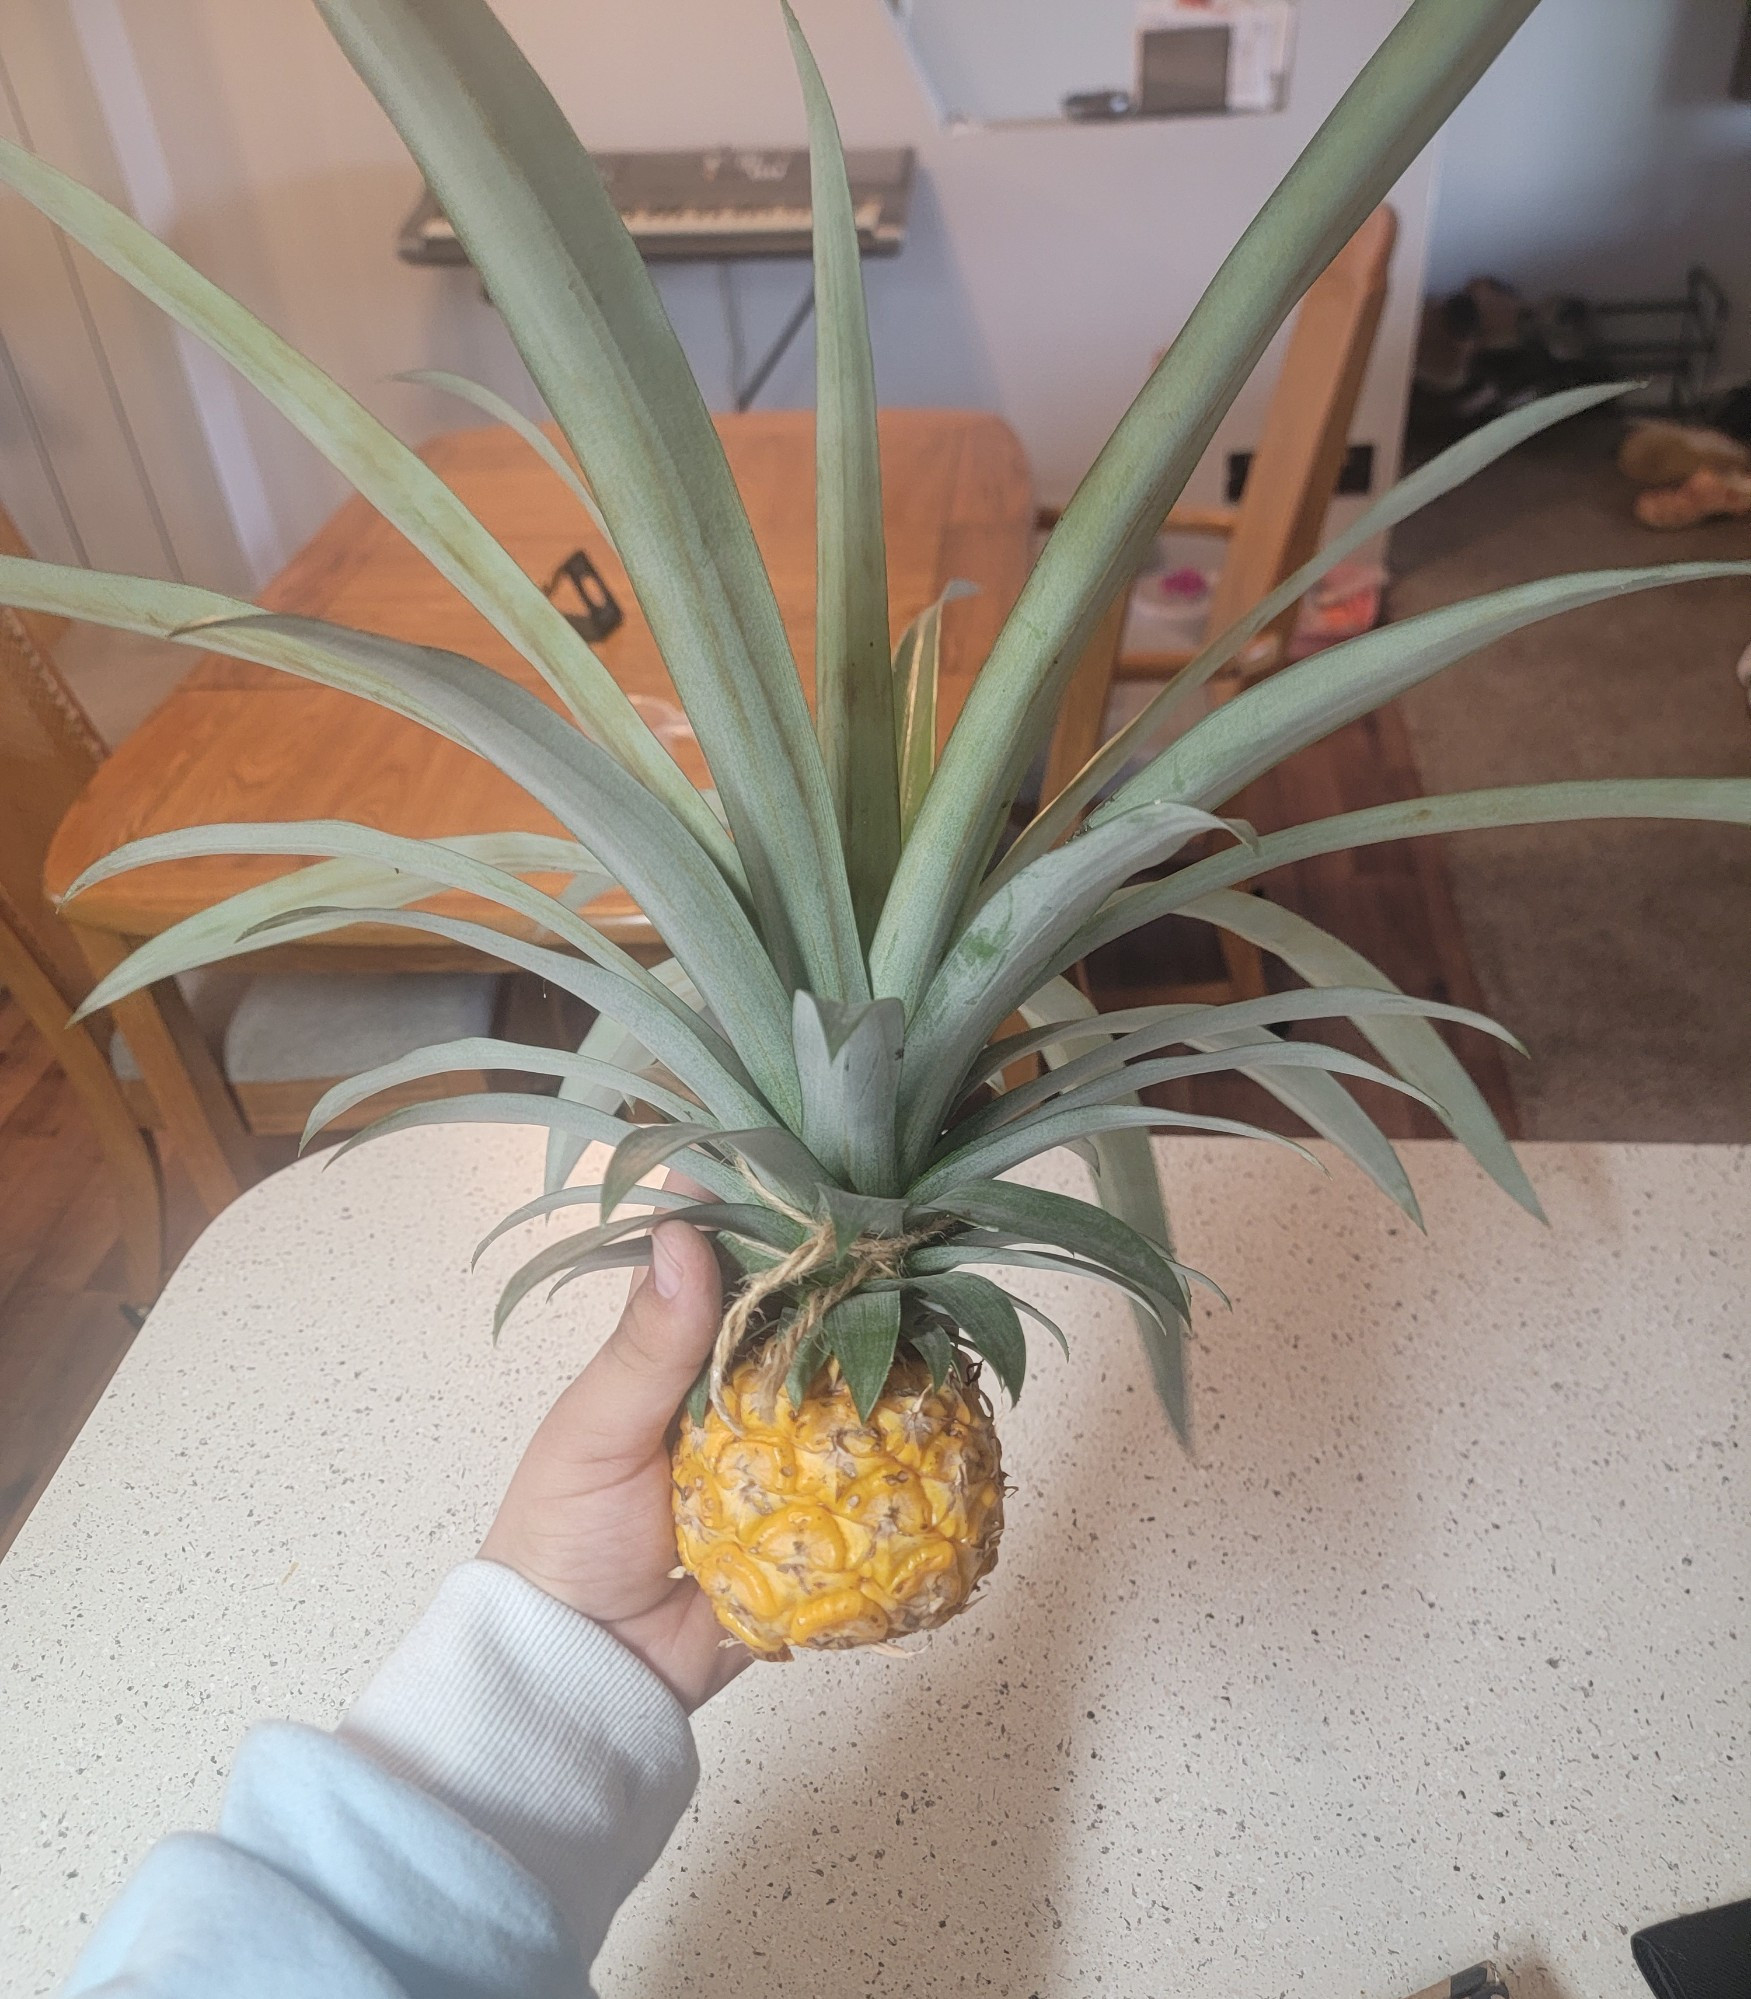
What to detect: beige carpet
<box><xmin>1389</xmin><ymin>413</ymin><xmax>1751</xmax><ymax>1139</ymax></box>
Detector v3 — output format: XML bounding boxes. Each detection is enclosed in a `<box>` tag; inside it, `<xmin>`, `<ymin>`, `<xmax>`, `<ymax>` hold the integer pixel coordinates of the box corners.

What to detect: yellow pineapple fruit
<box><xmin>672</xmin><ymin>1354</ymin><xmax>1003</xmax><ymax>1659</ymax></box>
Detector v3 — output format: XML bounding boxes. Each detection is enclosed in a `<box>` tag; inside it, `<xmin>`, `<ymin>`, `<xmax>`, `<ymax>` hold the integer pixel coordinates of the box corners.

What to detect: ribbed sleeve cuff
<box><xmin>338</xmin><ymin>1561</ymin><xmax>697</xmax><ymax>1959</ymax></box>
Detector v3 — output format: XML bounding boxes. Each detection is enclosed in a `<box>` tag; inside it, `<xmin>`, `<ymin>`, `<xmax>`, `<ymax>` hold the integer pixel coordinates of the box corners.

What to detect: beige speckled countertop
<box><xmin>3</xmin><ymin>1133</ymin><xmax>1747</xmax><ymax>1997</ymax></box>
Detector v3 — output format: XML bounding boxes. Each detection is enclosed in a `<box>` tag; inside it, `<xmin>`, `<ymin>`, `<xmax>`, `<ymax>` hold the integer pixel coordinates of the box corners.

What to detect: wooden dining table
<box><xmin>43</xmin><ymin>408</ymin><xmax>1033</xmax><ymax>1204</ymax></box>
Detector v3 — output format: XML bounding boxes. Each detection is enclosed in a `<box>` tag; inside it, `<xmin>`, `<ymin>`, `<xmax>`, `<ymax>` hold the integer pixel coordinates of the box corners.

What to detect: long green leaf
<box><xmin>1017</xmin><ymin>975</ymin><xmax>1190</xmax><ymax>1437</ymax></box>
<box><xmin>472</xmin><ymin>1181</ymin><xmax>697</xmax><ymax>1266</ymax></box>
<box><xmin>907</xmin><ymin>1273</ymin><xmax>1025</xmax><ymax>1403</ymax></box>
<box><xmin>964</xmin><ymin>985</ymin><xmax>1517</xmax><ymax>1115</ymax></box>
<box><xmin>1178</xmin><ymin>888</ymin><xmax>1540</xmax><ymax>1217</ymax></box>
<box><xmin>896</xmin><ymin>803</ymin><xmax>1241</xmax><ymax>1169</ymax></box>
<box><xmin>893</xmin><ymin>585</ymin><xmax>974</xmax><ymax>843</ymax></box>
<box><xmin>1099</xmin><ymin>562</ymin><xmax>1751</xmax><ymax>819</ymax></box>
<box><xmin>601</xmin><ymin>1121</ymin><xmax>826</xmax><ymax>1222</ymax></box>
<box><xmin>783</xmin><ymin>2</ymin><xmax>899</xmax><ymax>944</ymax></box>
<box><xmin>64</xmin><ymin>817</ymin><xmax>703</xmax><ymax>1043</ymax></box>
<box><xmin>1072</xmin><ymin>781</ymin><xmax>1751</xmax><ymax>967</ymax></box>
<box><xmin>206</xmin><ymin>612</ymin><xmax>802</xmax><ymax>1120</ymax></box>
<box><xmin>544</xmin><ymin>955</ymin><xmax>705</xmax><ymax>1196</ymax></box>
<box><xmin>791</xmin><ymin>993</ymin><xmax>904</xmax><ymax>1197</ymax></box>
<box><xmin>64</xmin><ymin>831</ymin><xmax>578</xmax><ymax>1009</ymax></box>
<box><xmin>822</xmin><ymin>1291</ymin><xmax>903</xmax><ymax>1421</ymax></box>
<box><xmin>313</xmin><ymin>0</ymin><xmax>864</xmax><ymax>1000</ymax></box>
<box><xmin>869</xmin><ymin>0</ymin><xmax>1542</xmax><ymax>1010</ymax></box>
<box><xmin>912</xmin><ymin>1103</ymin><xmax>1316</xmax><ymax>1207</ymax></box>
<box><xmin>0</xmin><ymin>138</ymin><xmax>735</xmax><ymax>873</ymax></box>
<box><xmin>0</xmin><ymin>559</ymin><xmax>791</xmax><ymax>1099</ymax></box>
<box><xmin>218</xmin><ymin>902</ymin><xmax>767</xmax><ymax>1127</ymax></box>
<box><xmin>1180</xmin><ymin>1026</ymin><xmax>1423</xmax><ymax>1225</ymax></box>
<box><xmin>396</xmin><ymin>368</ymin><xmax>610</xmax><ymax>538</ymax></box>
<box><xmin>944</xmin><ymin>1037</ymin><xmax>1440</xmax><ymax>1155</ymax></box>
<box><xmin>1000</xmin><ymin>378</ymin><xmax>1638</xmax><ymax>876</ymax></box>
<box><xmin>325</xmin><ymin>1090</ymin><xmax>745</xmax><ymax>1202</ymax></box>
<box><xmin>494</xmin><ymin>1200</ymin><xmax>797</xmax><ymax>1337</ymax></box>
<box><xmin>302</xmin><ymin>1036</ymin><xmax>702</xmax><ymax>1152</ymax></box>
<box><xmin>926</xmin><ymin>1179</ymin><xmax>1192</xmax><ymax>1333</ymax></box>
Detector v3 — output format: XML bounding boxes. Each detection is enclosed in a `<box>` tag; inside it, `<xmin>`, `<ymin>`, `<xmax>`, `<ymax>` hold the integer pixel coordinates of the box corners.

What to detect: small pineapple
<box><xmin>6</xmin><ymin>0</ymin><xmax>1750</xmax><ymax>1669</ymax></box>
<box><xmin>673</xmin><ymin>1354</ymin><xmax>1003</xmax><ymax>1659</ymax></box>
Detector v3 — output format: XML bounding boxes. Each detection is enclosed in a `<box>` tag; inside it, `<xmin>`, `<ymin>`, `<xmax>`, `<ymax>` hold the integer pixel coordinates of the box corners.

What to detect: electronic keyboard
<box><xmin>398</xmin><ymin>147</ymin><xmax>914</xmax><ymax>265</ymax></box>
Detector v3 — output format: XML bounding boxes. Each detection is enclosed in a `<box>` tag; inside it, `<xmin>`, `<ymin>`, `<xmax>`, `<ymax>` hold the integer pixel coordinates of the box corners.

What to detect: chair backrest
<box><xmin>1204</xmin><ymin>204</ymin><xmax>1398</xmax><ymax>660</ymax></box>
<box><xmin>0</xmin><ymin>505</ymin><xmax>107</xmax><ymax>1004</ymax></box>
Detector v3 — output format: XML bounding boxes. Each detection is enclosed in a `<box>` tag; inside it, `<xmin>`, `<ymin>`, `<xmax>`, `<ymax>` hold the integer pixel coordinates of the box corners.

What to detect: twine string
<box><xmin>706</xmin><ymin>1179</ymin><xmax>946</xmax><ymax>1423</ymax></box>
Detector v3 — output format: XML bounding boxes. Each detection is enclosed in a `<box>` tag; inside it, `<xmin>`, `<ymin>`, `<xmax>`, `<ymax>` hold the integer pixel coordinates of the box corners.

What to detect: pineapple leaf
<box><xmin>816</xmin><ymin>1186</ymin><xmax>910</xmax><ymax>1255</ymax></box>
<box><xmin>301</xmin><ymin>1038</ymin><xmax>701</xmax><ymax>1154</ymax></box>
<box><xmin>968</xmin><ymin>984</ymin><xmax>1521</xmax><ymax>1094</ymax></box>
<box><xmin>791</xmin><ymin>993</ymin><xmax>905</xmax><ymax>1196</ymax></box>
<box><xmin>312</xmin><ymin>0</ymin><xmax>866</xmax><ymax>1002</ymax></box>
<box><xmin>395</xmin><ymin>368</ymin><xmax>610</xmax><ymax>540</ymax></box>
<box><xmin>601</xmin><ymin>1124</ymin><xmax>722</xmax><ymax>1222</ymax></box>
<box><xmin>62</xmin><ymin>835</ymin><xmax>576</xmax><ymax>1013</ymax></box>
<box><xmin>1002</xmin><ymin>376</ymin><xmax>1641</xmax><ymax>875</ymax></box>
<box><xmin>869</xmin><ymin>0</ymin><xmax>1544</xmax><ymax>1011</ymax></box>
<box><xmin>183</xmin><ymin>612</ymin><xmax>805</xmax><ymax>1116</ymax></box>
<box><xmin>907</xmin><ymin>1274</ymin><xmax>1026</xmax><ymax>1404</ymax></box>
<box><xmin>1177</xmin><ymin>1027</ymin><xmax>1423</xmax><ymax>1226</ymax></box>
<box><xmin>782</xmin><ymin>1</ymin><xmax>900</xmax><ymax>943</ymax></box>
<box><xmin>1073</xmin><ymin>782</ymin><xmax>1751</xmax><ymax>963</ymax></box>
<box><xmin>927</xmin><ymin>1179</ymin><xmax>1202</xmax><ymax>1334</ymax></box>
<box><xmin>1018</xmin><ymin>976</ymin><xmax>1190</xmax><ymax>1438</ymax></box>
<box><xmin>541</xmin><ymin>1242</ymin><xmax>657</xmax><ymax>1307</ymax></box>
<box><xmin>472</xmin><ymin>1182</ymin><xmax>698</xmax><ymax>1268</ymax></box>
<box><xmin>908</xmin><ymin>1321</ymin><xmax>962</xmax><ymax>1389</ymax></box>
<box><xmin>1177</xmin><ymin>889</ymin><xmax>1538</xmax><ymax>1218</ymax></box>
<box><xmin>64</xmin><ymin>817</ymin><xmax>652</xmax><ymax>1013</ymax></box>
<box><xmin>913</xmin><ymin>1103</ymin><xmax>1318</xmax><ymax>1207</ymax></box>
<box><xmin>1099</xmin><ymin>562</ymin><xmax>1751</xmax><ymax>821</ymax></box>
<box><xmin>494</xmin><ymin>1201</ymin><xmax>800</xmax><ymax>1336</ymax></box>
<box><xmin>947</xmin><ymin>1038</ymin><xmax>1442</xmax><ymax>1154</ymax></box>
<box><xmin>897</xmin><ymin>802</ymin><xmax>1243</xmax><ymax>1169</ymax></box>
<box><xmin>785</xmin><ymin>1327</ymin><xmax>834</xmax><ymax>1413</ymax></box>
<box><xmin>224</xmin><ymin>903</ymin><xmax>769</xmax><ymax>1129</ymax></box>
<box><xmin>602</xmin><ymin>1122</ymin><xmax>829</xmax><ymax>1223</ymax></box>
<box><xmin>1006</xmin><ymin>1293</ymin><xmax>1070</xmax><ymax>1359</ymax></box>
<box><xmin>546</xmin><ymin>956</ymin><xmax>706</xmax><ymax>1195</ymax></box>
<box><xmin>894</xmin><ymin>584</ymin><xmax>976</xmax><ymax>843</ymax></box>
<box><xmin>0</xmin><ymin>142</ymin><xmax>730</xmax><ymax>864</ymax></box>
<box><xmin>823</xmin><ymin>1291</ymin><xmax>904</xmax><ymax>1421</ymax></box>
<box><xmin>684</xmin><ymin>1368</ymin><xmax>713</xmax><ymax>1427</ymax></box>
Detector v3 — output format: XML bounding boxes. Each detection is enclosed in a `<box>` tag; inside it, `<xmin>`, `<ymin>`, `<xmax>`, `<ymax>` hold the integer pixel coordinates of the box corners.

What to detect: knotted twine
<box><xmin>706</xmin><ymin>1186</ymin><xmax>947</xmax><ymax>1426</ymax></box>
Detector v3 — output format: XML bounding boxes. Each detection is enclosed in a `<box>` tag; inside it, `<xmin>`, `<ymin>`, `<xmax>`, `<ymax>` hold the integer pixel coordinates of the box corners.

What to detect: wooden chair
<box><xmin>0</xmin><ymin>511</ymin><xmax>503</xmax><ymax>1286</ymax></box>
<box><xmin>1041</xmin><ymin>206</ymin><xmax>1398</xmax><ymax>1002</ymax></box>
<box><xmin>0</xmin><ymin>596</ymin><xmax>174</xmax><ymax>1304</ymax></box>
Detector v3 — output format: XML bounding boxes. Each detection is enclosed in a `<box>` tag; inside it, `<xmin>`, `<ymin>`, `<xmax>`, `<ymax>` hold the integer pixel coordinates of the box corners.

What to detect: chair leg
<box><xmin>0</xmin><ymin>918</ymin><xmax>164</xmax><ymax>1307</ymax></box>
<box><xmin>1041</xmin><ymin>594</ymin><xmax>1130</xmax><ymax>812</ymax></box>
<box><xmin>71</xmin><ymin>924</ymin><xmax>257</xmax><ymax>1221</ymax></box>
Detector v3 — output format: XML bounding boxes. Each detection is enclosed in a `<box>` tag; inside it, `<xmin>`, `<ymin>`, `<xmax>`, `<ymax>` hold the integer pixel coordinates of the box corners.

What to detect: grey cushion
<box><xmin>113</xmin><ymin>971</ymin><xmax>501</xmax><ymax>1084</ymax></box>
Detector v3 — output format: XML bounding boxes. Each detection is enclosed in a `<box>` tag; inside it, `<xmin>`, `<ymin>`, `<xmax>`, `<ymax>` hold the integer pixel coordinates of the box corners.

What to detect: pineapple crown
<box><xmin>3</xmin><ymin>0</ymin><xmax>1750</xmax><ymax>1435</ymax></box>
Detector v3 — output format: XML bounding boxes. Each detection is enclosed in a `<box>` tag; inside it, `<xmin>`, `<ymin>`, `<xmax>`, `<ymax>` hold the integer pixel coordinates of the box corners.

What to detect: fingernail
<box><xmin>651</xmin><ymin>1227</ymin><xmax>684</xmax><ymax>1299</ymax></box>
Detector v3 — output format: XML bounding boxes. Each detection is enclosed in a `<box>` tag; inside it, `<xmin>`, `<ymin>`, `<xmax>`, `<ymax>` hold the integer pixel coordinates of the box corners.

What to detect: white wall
<box><xmin>6</xmin><ymin>0</ymin><xmax>1440</xmax><ymax>588</ymax></box>
<box><xmin>1427</xmin><ymin>0</ymin><xmax>1751</xmax><ymax>381</ymax></box>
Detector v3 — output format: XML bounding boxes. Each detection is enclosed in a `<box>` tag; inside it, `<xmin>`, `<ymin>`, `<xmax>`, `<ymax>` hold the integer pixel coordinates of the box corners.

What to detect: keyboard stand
<box><xmin>397</xmin><ymin>148</ymin><xmax>913</xmax><ymax>412</ymax></box>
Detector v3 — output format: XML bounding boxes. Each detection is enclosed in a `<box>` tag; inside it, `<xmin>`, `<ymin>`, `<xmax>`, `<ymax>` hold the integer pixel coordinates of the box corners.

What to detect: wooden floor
<box><xmin>0</xmin><ymin>693</ymin><xmax>1509</xmax><ymax>1559</ymax></box>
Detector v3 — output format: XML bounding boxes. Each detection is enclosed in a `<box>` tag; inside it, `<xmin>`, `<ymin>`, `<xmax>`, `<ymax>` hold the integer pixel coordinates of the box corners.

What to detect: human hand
<box><xmin>479</xmin><ymin>1219</ymin><xmax>748</xmax><ymax>1709</ymax></box>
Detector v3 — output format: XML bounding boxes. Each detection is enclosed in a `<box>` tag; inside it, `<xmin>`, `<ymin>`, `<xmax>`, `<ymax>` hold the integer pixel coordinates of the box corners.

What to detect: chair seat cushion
<box><xmin>222</xmin><ymin>972</ymin><xmax>501</xmax><ymax>1083</ymax></box>
<box><xmin>112</xmin><ymin>971</ymin><xmax>501</xmax><ymax>1084</ymax></box>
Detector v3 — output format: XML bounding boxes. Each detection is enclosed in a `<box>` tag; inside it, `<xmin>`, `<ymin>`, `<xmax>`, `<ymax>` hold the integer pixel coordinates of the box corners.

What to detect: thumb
<box><xmin>566</xmin><ymin>1221</ymin><xmax>723</xmax><ymax>1457</ymax></box>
